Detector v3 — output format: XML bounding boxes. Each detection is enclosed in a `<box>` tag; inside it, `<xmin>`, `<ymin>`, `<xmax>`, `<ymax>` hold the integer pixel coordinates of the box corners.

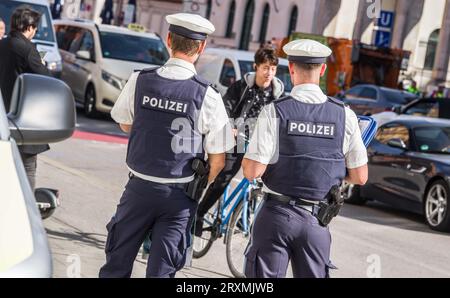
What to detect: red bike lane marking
<box><xmin>72</xmin><ymin>130</ymin><xmax>128</xmax><ymax>144</ymax></box>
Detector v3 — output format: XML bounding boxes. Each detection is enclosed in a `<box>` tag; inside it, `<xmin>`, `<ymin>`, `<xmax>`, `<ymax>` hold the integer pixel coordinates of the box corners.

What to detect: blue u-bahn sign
<box><xmin>374</xmin><ymin>11</ymin><xmax>395</xmax><ymax>48</ymax></box>
<box><xmin>375</xmin><ymin>30</ymin><xmax>392</xmax><ymax>48</ymax></box>
<box><xmin>377</xmin><ymin>11</ymin><xmax>395</xmax><ymax>29</ymax></box>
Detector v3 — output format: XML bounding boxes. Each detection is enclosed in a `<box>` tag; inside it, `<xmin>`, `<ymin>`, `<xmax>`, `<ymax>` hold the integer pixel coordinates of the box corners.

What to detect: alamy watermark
<box><xmin>66</xmin><ymin>254</ymin><xmax>81</xmax><ymax>278</ymax></box>
<box><xmin>366</xmin><ymin>254</ymin><xmax>381</xmax><ymax>278</ymax></box>
<box><xmin>158</xmin><ymin>116</ymin><xmax>281</xmax><ymax>163</ymax></box>
<box><xmin>366</xmin><ymin>0</ymin><xmax>382</xmax><ymax>19</ymax></box>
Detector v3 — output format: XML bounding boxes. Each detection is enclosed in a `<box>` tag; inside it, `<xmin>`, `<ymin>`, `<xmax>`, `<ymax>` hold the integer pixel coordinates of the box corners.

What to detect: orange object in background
<box><xmin>271</xmin><ymin>33</ymin><xmax>411</xmax><ymax>97</ymax></box>
<box><xmin>326</xmin><ymin>38</ymin><xmax>354</xmax><ymax>97</ymax></box>
<box><xmin>272</xmin><ymin>37</ymin><xmax>290</xmax><ymax>59</ymax></box>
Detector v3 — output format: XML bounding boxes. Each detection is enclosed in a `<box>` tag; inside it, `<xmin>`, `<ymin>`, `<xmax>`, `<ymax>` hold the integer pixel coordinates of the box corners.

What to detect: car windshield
<box><xmin>238</xmin><ymin>61</ymin><xmax>293</xmax><ymax>93</ymax></box>
<box><xmin>0</xmin><ymin>1</ymin><xmax>55</xmax><ymax>43</ymax></box>
<box><xmin>414</xmin><ymin>126</ymin><xmax>450</xmax><ymax>154</ymax></box>
<box><xmin>404</xmin><ymin>101</ymin><xmax>439</xmax><ymax>118</ymax></box>
<box><xmin>382</xmin><ymin>89</ymin><xmax>417</xmax><ymax>104</ymax></box>
<box><xmin>99</xmin><ymin>31</ymin><xmax>169</xmax><ymax>65</ymax></box>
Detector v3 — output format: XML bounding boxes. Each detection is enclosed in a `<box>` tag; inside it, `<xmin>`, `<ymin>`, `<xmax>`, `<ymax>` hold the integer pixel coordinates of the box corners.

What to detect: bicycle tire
<box><xmin>225</xmin><ymin>200</ymin><xmax>250</xmax><ymax>278</ymax></box>
<box><xmin>193</xmin><ymin>205</ymin><xmax>219</xmax><ymax>259</ymax></box>
<box><xmin>192</xmin><ymin>235</ymin><xmax>214</xmax><ymax>259</ymax></box>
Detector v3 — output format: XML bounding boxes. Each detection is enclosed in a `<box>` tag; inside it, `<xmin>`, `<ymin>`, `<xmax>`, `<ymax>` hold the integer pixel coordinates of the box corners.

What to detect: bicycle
<box><xmin>192</xmin><ymin>177</ymin><xmax>264</xmax><ymax>278</ymax></box>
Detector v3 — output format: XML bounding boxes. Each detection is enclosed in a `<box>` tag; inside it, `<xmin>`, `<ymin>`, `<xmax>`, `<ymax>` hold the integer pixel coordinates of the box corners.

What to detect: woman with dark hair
<box><xmin>195</xmin><ymin>47</ymin><xmax>286</xmax><ymax>236</ymax></box>
<box><xmin>0</xmin><ymin>6</ymin><xmax>51</xmax><ymax>191</ymax></box>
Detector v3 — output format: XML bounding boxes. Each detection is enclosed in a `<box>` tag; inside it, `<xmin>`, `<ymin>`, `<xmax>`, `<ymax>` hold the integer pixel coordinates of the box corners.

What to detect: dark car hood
<box><xmin>407</xmin><ymin>152</ymin><xmax>450</xmax><ymax>165</ymax></box>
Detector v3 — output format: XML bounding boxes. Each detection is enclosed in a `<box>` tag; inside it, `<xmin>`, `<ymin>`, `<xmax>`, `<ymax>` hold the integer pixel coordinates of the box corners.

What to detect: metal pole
<box><xmin>432</xmin><ymin>0</ymin><xmax>450</xmax><ymax>83</ymax></box>
<box><xmin>114</xmin><ymin>0</ymin><xmax>124</xmax><ymax>26</ymax></box>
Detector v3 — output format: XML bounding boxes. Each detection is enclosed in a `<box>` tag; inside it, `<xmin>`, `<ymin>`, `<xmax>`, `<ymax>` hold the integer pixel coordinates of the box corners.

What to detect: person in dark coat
<box><xmin>0</xmin><ymin>6</ymin><xmax>51</xmax><ymax>191</ymax></box>
<box><xmin>100</xmin><ymin>0</ymin><xmax>114</xmax><ymax>25</ymax></box>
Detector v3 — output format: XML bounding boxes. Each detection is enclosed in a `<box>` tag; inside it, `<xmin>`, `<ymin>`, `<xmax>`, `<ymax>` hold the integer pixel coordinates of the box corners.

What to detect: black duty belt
<box><xmin>266</xmin><ymin>193</ymin><xmax>320</xmax><ymax>213</ymax></box>
<box><xmin>267</xmin><ymin>187</ymin><xmax>343</xmax><ymax>227</ymax></box>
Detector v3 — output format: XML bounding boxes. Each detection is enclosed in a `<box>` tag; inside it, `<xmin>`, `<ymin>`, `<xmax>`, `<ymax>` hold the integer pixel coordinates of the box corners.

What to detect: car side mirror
<box><xmin>8</xmin><ymin>74</ymin><xmax>76</xmax><ymax>145</ymax></box>
<box><xmin>221</xmin><ymin>74</ymin><xmax>235</xmax><ymax>88</ymax></box>
<box><xmin>76</xmin><ymin>50</ymin><xmax>91</xmax><ymax>61</ymax></box>
<box><xmin>387</xmin><ymin>138</ymin><xmax>407</xmax><ymax>150</ymax></box>
<box><xmin>392</xmin><ymin>106</ymin><xmax>402</xmax><ymax>114</ymax></box>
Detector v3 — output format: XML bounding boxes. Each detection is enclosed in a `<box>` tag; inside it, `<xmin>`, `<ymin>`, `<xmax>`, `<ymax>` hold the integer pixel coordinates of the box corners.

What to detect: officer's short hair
<box><xmin>293</xmin><ymin>63</ymin><xmax>323</xmax><ymax>71</ymax></box>
<box><xmin>10</xmin><ymin>6</ymin><xmax>41</xmax><ymax>33</ymax></box>
<box><xmin>255</xmin><ymin>47</ymin><xmax>279</xmax><ymax>66</ymax></box>
<box><xmin>0</xmin><ymin>17</ymin><xmax>4</xmax><ymax>24</ymax></box>
<box><xmin>169</xmin><ymin>32</ymin><xmax>203</xmax><ymax>57</ymax></box>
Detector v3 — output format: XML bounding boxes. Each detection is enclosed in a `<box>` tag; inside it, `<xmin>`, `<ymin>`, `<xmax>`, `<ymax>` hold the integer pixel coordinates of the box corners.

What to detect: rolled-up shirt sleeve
<box><xmin>198</xmin><ymin>87</ymin><xmax>236</xmax><ymax>154</ymax></box>
<box><xmin>344</xmin><ymin>108</ymin><xmax>368</xmax><ymax>169</ymax></box>
<box><xmin>244</xmin><ymin>104</ymin><xmax>278</xmax><ymax>165</ymax></box>
<box><xmin>110</xmin><ymin>72</ymin><xmax>139</xmax><ymax>125</ymax></box>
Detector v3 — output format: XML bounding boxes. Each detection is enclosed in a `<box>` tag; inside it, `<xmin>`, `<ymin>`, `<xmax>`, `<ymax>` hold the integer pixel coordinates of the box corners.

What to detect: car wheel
<box><xmin>424</xmin><ymin>180</ymin><xmax>450</xmax><ymax>232</ymax></box>
<box><xmin>342</xmin><ymin>182</ymin><xmax>367</xmax><ymax>205</ymax></box>
<box><xmin>84</xmin><ymin>84</ymin><xmax>98</xmax><ymax>118</ymax></box>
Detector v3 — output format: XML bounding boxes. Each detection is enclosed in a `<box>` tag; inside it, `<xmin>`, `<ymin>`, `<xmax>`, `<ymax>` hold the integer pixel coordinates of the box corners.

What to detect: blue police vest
<box><xmin>126</xmin><ymin>68</ymin><xmax>208</xmax><ymax>179</ymax></box>
<box><xmin>262</xmin><ymin>96</ymin><xmax>346</xmax><ymax>201</ymax></box>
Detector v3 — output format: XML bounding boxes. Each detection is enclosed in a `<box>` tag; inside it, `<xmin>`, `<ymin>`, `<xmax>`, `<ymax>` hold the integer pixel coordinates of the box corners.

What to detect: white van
<box><xmin>0</xmin><ymin>0</ymin><xmax>63</xmax><ymax>77</ymax></box>
<box><xmin>54</xmin><ymin>19</ymin><xmax>170</xmax><ymax>117</ymax></box>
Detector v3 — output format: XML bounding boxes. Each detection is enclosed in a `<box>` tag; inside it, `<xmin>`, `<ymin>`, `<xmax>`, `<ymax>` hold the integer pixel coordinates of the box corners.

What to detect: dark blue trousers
<box><xmin>99</xmin><ymin>176</ymin><xmax>197</xmax><ymax>278</ymax></box>
<box><xmin>244</xmin><ymin>198</ymin><xmax>335</xmax><ymax>278</ymax></box>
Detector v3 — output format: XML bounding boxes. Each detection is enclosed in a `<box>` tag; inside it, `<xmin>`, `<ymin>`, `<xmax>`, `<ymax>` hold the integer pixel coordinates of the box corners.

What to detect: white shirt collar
<box><xmin>290</xmin><ymin>83</ymin><xmax>328</xmax><ymax>104</ymax></box>
<box><xmin>165</xmin><ymin>58</ymin><xmax>197</xmax><ymax>75</ymax></box>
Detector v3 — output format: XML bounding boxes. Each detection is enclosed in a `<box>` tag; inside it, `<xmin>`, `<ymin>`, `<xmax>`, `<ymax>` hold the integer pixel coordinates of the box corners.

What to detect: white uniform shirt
<box><xmin>111</xmin><ymin>58</ymin><xmax>235</xmax><ymax>183</ymax></box>
<box><xmin>245</xmin><ymin>84</ymin><xmax>368</xmax><ymax>194</ymax></box>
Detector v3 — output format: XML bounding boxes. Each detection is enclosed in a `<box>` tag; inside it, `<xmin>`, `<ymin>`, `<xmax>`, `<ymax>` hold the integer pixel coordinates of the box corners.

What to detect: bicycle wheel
<box><xmin>193</xmin><ymin>202</ymin><xmax>219</xmax><ymax>259</ymax></box>
<box><xmin>225</xmin><ymin>193</ymin><xmax>262</xmax><ymax>278</ymax></box>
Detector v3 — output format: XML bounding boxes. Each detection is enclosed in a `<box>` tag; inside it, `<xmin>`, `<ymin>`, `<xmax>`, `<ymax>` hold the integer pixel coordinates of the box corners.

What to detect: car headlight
<box><xmin>102</xmin><ymin>70</ymin><xmax>126</xmax><ymax>90</ymax></box>
<box><xmin>47</xmin><ymin>60</ymin><xmax>62</xmax><ymax>72</ymax></box>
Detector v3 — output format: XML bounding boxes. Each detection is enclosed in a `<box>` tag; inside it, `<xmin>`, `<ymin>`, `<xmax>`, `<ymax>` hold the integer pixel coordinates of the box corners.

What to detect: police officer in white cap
<box><xmin>99</xmin><ymin>13</ymin><xmax>235</xmax><ymax>278</ymax></box>
<box><xmin>241</xmin><ymin>39</ymin><xmax>368</xmax><ymax>278</ymax></box>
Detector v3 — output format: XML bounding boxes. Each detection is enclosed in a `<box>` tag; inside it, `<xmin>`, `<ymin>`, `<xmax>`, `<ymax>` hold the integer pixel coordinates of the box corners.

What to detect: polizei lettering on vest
<box><xmin>288</xmin><ymin>120</ymin><xmax>336</xmax><ymax>139</ymax></box>
<box><xmin>142</xmin><ymin>96</ymin><xmax>189</xmax><ymax>115</ymax></box>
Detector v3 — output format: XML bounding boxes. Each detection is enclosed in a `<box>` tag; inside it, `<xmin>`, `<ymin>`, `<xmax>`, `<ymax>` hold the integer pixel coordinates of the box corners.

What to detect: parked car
<box><xmin>0</xmin><ymin>74</ymin><xmax>76</xmax><ymax>277</ymax></box>
<box><xmin>195</xmin><ymin>48</ymin><xmax>293</xmax><ymax>96</ymax></box>
<box><xmin>0</xmin><ymin>0</ymin><xmax>63</xmax><ymax>77</ymax></box>
<box><xmin>372</xmin><ymin>97</ymin><xmax>450</xmax><ymax>127</ymax></box>
<box><xmin>338</xmin><ymin>84</ymin><xmax>418</xmax><ymax>116</ymax></box>
<box><xmin>53</xmin><ymin>19</ymin><xmax>170</xmax><ymax>117</ymax></box>
<box><xmin>345</xmin><ymin>115</ymin><xmax>450</xmax><ymax>232</ymax></box>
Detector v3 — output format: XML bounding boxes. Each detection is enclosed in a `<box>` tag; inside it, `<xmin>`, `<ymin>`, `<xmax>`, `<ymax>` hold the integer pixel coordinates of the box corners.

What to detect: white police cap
<box><xmin>166</xmin><ymin>13</ymin><xmax>215</xmax><ymax>41</ymax></box>
<box><xmin>283</xmin><ymin>39</ymin><xmax>332</xmax><ymax>64</ymax></box>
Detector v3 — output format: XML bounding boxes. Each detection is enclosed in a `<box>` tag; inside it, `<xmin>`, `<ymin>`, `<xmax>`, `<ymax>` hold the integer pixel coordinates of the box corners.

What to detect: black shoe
<box><xmin>236</xmin><ymin>212</ymin><xmax>250</xmax><ymax>231</ymax></box>
<box><xmin>236</xmin><ymin>218</ymin><xmax>244</xmax><ymax>231</ymax></box>
<box><xmin>194</xmin><ymin>217</ymin><xmax>204</xmax><ymax>237</ymax></box>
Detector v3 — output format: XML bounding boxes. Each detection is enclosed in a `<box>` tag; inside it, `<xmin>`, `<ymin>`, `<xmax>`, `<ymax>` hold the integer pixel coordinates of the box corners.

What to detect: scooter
<box><xmin>35</xmin><ymin>188</ymin><xmax>60</xmax><ymax>220</ymax></box>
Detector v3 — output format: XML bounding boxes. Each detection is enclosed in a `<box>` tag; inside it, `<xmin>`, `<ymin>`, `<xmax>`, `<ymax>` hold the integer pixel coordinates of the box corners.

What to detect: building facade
<box><xmin>57</xmin><ymin>0</ymin><xmax>450</xmax><ymax>90</ymax></box>
<box><xmin>203</xmin><ymin>0</ymin><xmax>450</xmax><ymax>90</ymax></box>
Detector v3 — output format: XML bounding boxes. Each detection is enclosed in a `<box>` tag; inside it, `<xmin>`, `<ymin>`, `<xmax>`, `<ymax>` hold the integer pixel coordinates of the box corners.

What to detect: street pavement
<box><xmin>38</xmin><ymin>113</ymin><xmax>450</xmax><ymax>278</ymax></box>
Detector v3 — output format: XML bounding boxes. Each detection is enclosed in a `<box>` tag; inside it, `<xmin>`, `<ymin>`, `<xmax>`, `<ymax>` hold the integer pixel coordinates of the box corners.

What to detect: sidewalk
<box><xmin>39</xmin><ymin>136</ymin><xmax>233</xmax><ymax>278</ymax></box>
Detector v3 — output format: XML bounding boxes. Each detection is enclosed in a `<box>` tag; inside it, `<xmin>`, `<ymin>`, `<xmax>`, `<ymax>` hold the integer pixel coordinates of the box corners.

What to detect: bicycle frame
<box><xmin>217</xmin><ymin>178</ymin><xmax>253</xmax><ymax>237</ymax></box>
